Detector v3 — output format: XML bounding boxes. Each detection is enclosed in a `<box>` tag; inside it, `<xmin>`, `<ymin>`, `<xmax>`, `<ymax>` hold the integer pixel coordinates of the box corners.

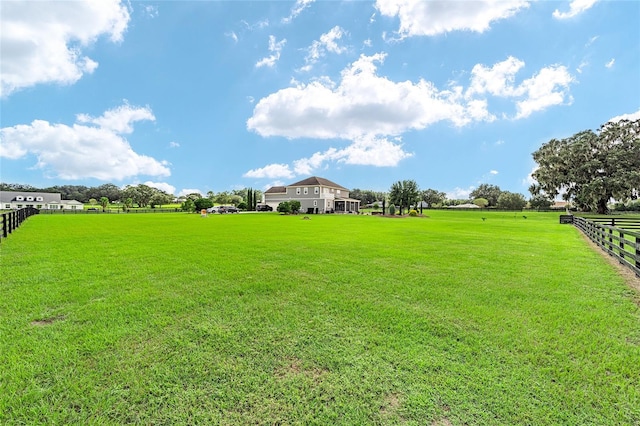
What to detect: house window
<box><xmin>4</xmin><ymin>204</ymin><xmax>10</xmax><ymax>209</ymax></box>
<box><xmin>313</xmin><ymin>200</ymin><xmax>317</xmax><ymax>206</ymax></box>
<box><xmin>16</xmin><ymin>196</ymin><xmax>24</xmax><ymax>201</ymax></box>
<box><xmin>314</xmin><ymin>187</ymin><xmax>319</xmax><ymax>194</ymax></box>
<box><xmin>337</xmin><ymin>190</ymin><xmax>341</xmax><ymax>196</ymax></box>
<box><xmin>303</xmin><ymin>188</ymin><xmax>308</xmax><ymax>194</ymax></box>
<box><xmin>37</xmin><ymin>205</ymin><xmax>43</xmax><ymax>209</ymax></box>
<box><xmin>36</xmin><ymin>196</ymin><xmax>43</xmax><ymax>201</ymax></box>
<box><xmin>17</xmin><ymin>204</ymin><xmax>23</xmax><ymax>208</ymax></box>
<box><xmin>296</xmin><ymin>188</ymin><xmax>301</xmax><ymax>195</ymax></box>
<box><xmin>71</xmin><ymin>205</ymin><xmax>77</xmax><ymax>210</ymax></box>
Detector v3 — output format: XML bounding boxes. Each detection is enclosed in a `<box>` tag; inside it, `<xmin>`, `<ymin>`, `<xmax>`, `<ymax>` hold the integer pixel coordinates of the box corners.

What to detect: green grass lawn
<box><xmin>1</xmin><ymin>211</ymin><xmax>639</xmax><ymax>425</ymax></box>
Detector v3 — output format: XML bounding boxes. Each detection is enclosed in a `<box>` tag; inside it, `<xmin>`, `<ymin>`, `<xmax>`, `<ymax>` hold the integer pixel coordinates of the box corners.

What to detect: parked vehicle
<box><xmin>256</xmin><ymin>204</ymin><xmax>273</xmax><ymax>211</ymax></box>
<box><xmin>206</xmin><ymin>206</ymin><xmax>220</xmax><ymax>213</ymax></box>
<box><xmin>218</xmin><ymin>206</ymin><xmax>239</xmax><ymax>213</ymax></box>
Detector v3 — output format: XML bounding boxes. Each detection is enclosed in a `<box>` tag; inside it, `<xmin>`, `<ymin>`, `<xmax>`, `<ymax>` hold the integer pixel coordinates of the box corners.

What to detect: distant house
<box><xmin>448</xmin><ymin>203</ymin><xmax>480</xmax><ymax>209</ymax></box>
<box><xmin>263</xmin><ymin>176</ymin><xmax>360</xmax><ymax>214</ymax></box>
<box><xmin>0</xmin><ymin>191</ymin><xmax>83</xmax><ymax>210</ymax></box>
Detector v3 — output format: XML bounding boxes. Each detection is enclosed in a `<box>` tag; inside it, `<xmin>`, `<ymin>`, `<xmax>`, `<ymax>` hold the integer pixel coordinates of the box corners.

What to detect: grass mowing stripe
<box><xmin>1</xmin><ymin>211</ymin><xmax>638</xmax><ymax>424</ymax></box>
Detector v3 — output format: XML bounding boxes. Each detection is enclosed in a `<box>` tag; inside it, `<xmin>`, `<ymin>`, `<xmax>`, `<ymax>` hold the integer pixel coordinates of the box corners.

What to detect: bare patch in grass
<box><xmin>431</xmin><ymin>418</ymin><xmax>453</xmax><ymax>426</ymax></box>
<box><xmin>379</xmin><ymin>393</ymin><xmax>401</xmax><ymax>417</ymax></box>
<box><xmin>31</xmin><ymin>315</ymin><xmax>65</xmax><ymax>326</ymax></box>
<box><xmin>275</xmin><ymin>358</ymin><xmax>328</xmax><ymax>381</ymax></box>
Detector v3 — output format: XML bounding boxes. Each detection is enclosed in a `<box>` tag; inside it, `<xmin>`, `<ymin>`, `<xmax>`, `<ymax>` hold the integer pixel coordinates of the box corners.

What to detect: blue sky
<box><xmin>1</xmin><ymin>0</ymin><xmax>639</xmax><ymax>198</ymax></box>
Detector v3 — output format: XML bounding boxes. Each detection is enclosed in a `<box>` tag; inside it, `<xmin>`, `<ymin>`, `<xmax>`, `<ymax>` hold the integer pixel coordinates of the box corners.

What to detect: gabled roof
<box><xmin>288</xmin><ymin>176</ymin><xmax>348</xmax><ymax>191</ymax></box>
<box><xmin>0</xmin><ymin>191</ymin><xmax>62</xmax><ymax>203</ymax></box>
<box><xmin>265</xmin><ymin>186</ymin><xmax>286</xmax><ymax>194</ymax></box>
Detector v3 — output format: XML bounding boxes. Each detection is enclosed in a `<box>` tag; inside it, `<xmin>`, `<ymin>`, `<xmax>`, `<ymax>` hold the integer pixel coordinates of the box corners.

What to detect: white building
<box><xmin>0</xmin><ymin>191</ymin><xmax>84</xmax><ymax>210</ymax></box>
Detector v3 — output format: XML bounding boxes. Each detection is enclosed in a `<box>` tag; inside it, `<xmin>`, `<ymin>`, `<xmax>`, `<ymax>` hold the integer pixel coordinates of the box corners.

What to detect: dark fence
<box><xmin>38</xmin><ymin>208</ymin><xmax>183</xmax><ymax>214</ymax></box>
<box><xmin>1</xmin><ymin>207</ymin><xmax>39</xmax><ymax>242</ymax></box>
<box><xmin>573</xmin><ymin>216</ymin><xmax>640</xmax><ymax>277</ymax></box>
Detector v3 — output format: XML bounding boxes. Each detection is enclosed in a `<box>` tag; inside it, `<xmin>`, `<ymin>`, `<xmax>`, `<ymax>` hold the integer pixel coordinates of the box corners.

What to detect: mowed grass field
<box><xmin>1</xmin><ymin>211</ymin><xmax>639</xmax><ymax>425</ymax></box>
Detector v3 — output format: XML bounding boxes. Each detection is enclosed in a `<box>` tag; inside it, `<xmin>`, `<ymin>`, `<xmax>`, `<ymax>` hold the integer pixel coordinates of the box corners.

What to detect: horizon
<box><xmin>1</xmin><ymin>0</ymin><xmax>639</xmax><ymax>199</ymax></box>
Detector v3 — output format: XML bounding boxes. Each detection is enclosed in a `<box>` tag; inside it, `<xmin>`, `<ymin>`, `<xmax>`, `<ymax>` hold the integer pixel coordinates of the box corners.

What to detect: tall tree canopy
<box><xmin>421</xmin><ymin>189</ymin><xmax>447</xmax><ymax>207</ymax></box>
<box><xmin>531</xmin><ymin>119</ymin><xmax>640</xmax><ymax>214</ymax></box>
<box><xmin>470</xmin><ymin>184</ymin><xmax>502</xmax><ymax>207</ymax></box>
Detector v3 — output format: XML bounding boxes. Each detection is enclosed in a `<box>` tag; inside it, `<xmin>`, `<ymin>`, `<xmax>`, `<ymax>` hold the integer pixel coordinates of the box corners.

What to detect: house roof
<box><xmin>288</xmin><ymin>176</ymin><xmax>348</xmax><ymax>191</ymax></box>
<box><xmin>264</xmin><ymin>186</ymin><xmax>286</xmax><ymax>194</ymax></box>
<box><xmin>0</xmin><ymin>191</ymin><xmax>62</xmax><ymax>203</ymax></box>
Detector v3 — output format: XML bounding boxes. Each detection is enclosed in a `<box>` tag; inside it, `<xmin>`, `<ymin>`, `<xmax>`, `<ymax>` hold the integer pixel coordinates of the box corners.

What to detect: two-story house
<box><xmin>0</xmin><ymin>191</ymin><xmax>84</xmax><ymax>210</ymax></box>
<box><xmin>263</xmin><ymin>177</ymin><xmax>360</xmax><ymax>214</ymax></box>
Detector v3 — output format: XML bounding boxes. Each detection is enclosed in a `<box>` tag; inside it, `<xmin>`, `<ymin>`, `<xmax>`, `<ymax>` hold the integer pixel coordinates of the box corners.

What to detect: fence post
<box><xmin>619</xmin><ymin>230</ymin><xmax>625</xmax><ymax>262</ymax></box>
<box><xmin>1</xmin><ymin>213</ymin><xmax>6</xmax><ymax>238</ymax></box>
<box><xmin>636</xmin><ymin>235</ymin><xmax>640</xmax><ymax>276</ymax></box>
<box><xmin>609</xmin><ymin>227</ymin><xmax>614</xmax><ymax>253</ymax></box>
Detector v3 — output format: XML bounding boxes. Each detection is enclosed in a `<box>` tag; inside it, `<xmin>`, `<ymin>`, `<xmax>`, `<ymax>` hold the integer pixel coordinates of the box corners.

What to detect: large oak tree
<box><xmin>530</xmin><ymin>119</ymin><xmax>640</xmax><ymax>214</ymax></box>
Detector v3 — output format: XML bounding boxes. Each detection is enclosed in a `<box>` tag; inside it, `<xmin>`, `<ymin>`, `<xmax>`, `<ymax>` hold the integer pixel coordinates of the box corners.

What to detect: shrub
<box><xmin>388</xmin><ymin>204</ymin><xmax>396</xmax><ymax>215</ymax></box>
<box><xmin>277</xmin><ymin>201</ymin><xmax>291</xmax><ymax>214</ymax></box>
<box><xmin>409</xmin><ymin>209</ymin><xmax>418</xmax><ymax>217</ymax></box>
<box><xmin>290</xmin><ymin>200</ymin><xmax>301</xmax><ymax>214</ymax></box>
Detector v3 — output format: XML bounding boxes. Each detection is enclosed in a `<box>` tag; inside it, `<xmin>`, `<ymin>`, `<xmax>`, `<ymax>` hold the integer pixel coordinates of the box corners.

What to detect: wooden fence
<box><xmin>0</xmin><ymin>207</ymin><xmax>39</xmax><ymax>242</ymax></box>
<box><xmin>573</xmin><ymin>216</ymin><xmax>640</xmax><ymax>277</ymax></box>
<box><xmin>38</xmin><ymin>208</ymin><xmax>183</xmax><ymax>214</ymax></box>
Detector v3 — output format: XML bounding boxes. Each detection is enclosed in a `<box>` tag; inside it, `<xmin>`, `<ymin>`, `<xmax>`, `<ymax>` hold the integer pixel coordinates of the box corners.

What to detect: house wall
<box><xmin>264</xmin><ymin>183</ymin><xmax>355</xmax><ymax>213</ymax></box>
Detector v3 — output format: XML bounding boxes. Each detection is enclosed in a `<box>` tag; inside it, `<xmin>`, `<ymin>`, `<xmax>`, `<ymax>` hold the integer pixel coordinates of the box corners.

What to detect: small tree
<box><xmin>181</xmin><ymin>198</ymin><xmax>195</xmax><ymax>212</ymax></box>
<box><xmin>529</xmin><ymin>194</ymin><xmax>552</xmax><ymax>211</ymax></box>
<box><xmin>373</xmin><ymin>202</ymin><xmax>379</xmax><ymax>211</ymax></box>
<box><xmin>388</xmin><ymin>204</ymin><xmax>396</xmax><ymax>215</ymax></box>
<box><xmin>194</xmin><ymin>198</ymin><xmax>214</xmax><ymax>211</ymax></box>
<box><xmin>123</xmin><ymin>197</ymin><xmax>133</xmax><ymax>211</ymax></box>
<box><xmin>99</xmin><ymin>196</ymin><xmax>109</xmax><ymax>212</ymax></box>
<box><xmin>276</xmin><ymin>201</ymin><xmax>291</xmax><ymax>214</ymax></box>
<box><xmin>497</xmin><ymin>192</ymin><xmax>527</xmax><ymax>210</ymax></box>
<box><xmin>277</xmin><ymin>201</ymin><xmax>291</xmax><ymax>214</ymax></box>
<box><xmin>290</xmin><ymin>200</ymin><xmax>301</xmax><ymax>214</ymax></box>
<box><xmin>473</xmin><ymin>197</ymin><xmax>489</xmax><ymax>208</ymax></box>
<box><xmin>89</xmin><ymin>198</ymin><xmax>98</xmax><ymax>206</ymax></box>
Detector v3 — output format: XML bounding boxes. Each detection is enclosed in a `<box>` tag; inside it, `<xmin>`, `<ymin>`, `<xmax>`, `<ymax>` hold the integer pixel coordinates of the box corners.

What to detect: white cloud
<box><xmin>466</xmin><ymin>56</ymin><xmax>574</xmax><ymax>119</ymax></box>
<box><xmin>514</xmin><ymin>65</ymin><xmax>574</xmax><ymax>119</ymax></box>
<box><xmin>608</xmin><ymin>109</ymin><xmax>640</xmax><ymax>123</ymax></box>
<box><xmin>490</xmin><ymin>170</ymin><xmax>498</xmax><ymax>175</ymax></box>
<box><xmin>243</xmin><ymin>163</ymin><xmax>294</xmax><ymax>179</ymax></box>
<box><xmin>523</xmin><ymin>166</ymin><xmax>538</xmax><ymax>187</ymax></box>
<box><xmin>466</xmin><ymin>56</ymin><xmax>526</xmax><ymax>98</ymax></box>
<box><xmin>301</xmin><ymin>26</ymin><xmax>348</xmax><ymax>72</ymax></box>
<box><xmin>249</xmin><ymin>53</ymin><xmax>493</xmax><ymax>140</ymax></box>
<box><xmin>0</xmin><ymin>0</ymin><xmax>130</xmax><ymax>97</ymax></box>
<box><xmin>142</xmin><ymin>5</ymin><xmax>159</xmax><ymax>18</ymax></box>
<box><xmin>169</xmin><ymin>141</ymin><xmax>180</xmax><ymax>148</ymax></box>
<box><xmin>291</xmin><ymin>135</ymin><xmax>413</xmax><ymax>175</ymax></box>
<box><xmin>226</xmin><ymin>31</ymin><xmax>239</xmax><ymax>43</ymax></box>
<box><xmin>605</xmin><ymin>58</ymin><xmax>615</xmax><ymax>69</ymax></box>
<box><xmin>255</xmin><ymin>36</ymin><xmax>286</xmax><ymax>68</ymax></box>
<box><xmin>144</xmin><ymin>181</ymin><xmax>176</xmax><ymax>195</ymax></box>
<box><xmin>178</xmin><ymin>188</ymin><xmax>203</xmax><ymax>197</ymax></box>
<box><xmin>446</xmin><ymin>187</ymin><xmax>474</xmax><ymax>200</ymax></box>
<box><xmin>282</xmin><ymin>0</ymin><xmax>314</xmax><ymax>24</ymax></box>
<box><xmin>376</xmin><ymin>0</ymin><xmax>529</xmax><ymax>38</ymax></box>
<box><xmin>553</xmin><ymin>0</ymin><xmax>598</xmax><ymax>19</ymax></box>
<box><xmin>247</xmin><ymin>53</ymin><xmax>575</xmax><ymax>180</ymax></box>
<box><xmin>0</xmin><ymin>104</ymin><xmax>170</xmax><ymax>180</ymax></box>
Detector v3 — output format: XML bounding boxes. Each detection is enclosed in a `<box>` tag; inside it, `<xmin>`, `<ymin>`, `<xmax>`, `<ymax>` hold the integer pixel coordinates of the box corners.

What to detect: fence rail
<box><xmin>0</xmin><ymin>207</ymin><xmax>39</xmax><ymax>242</ymax></box>
<box><xmin>573</xmin><ymin>216</ymin><xmax>640</xmax><ymax>277</ymax></box>
<box><xmin>38</xmin><ymin>208</ymin><xmax>183</xmax><ymax>214</ymax></box>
